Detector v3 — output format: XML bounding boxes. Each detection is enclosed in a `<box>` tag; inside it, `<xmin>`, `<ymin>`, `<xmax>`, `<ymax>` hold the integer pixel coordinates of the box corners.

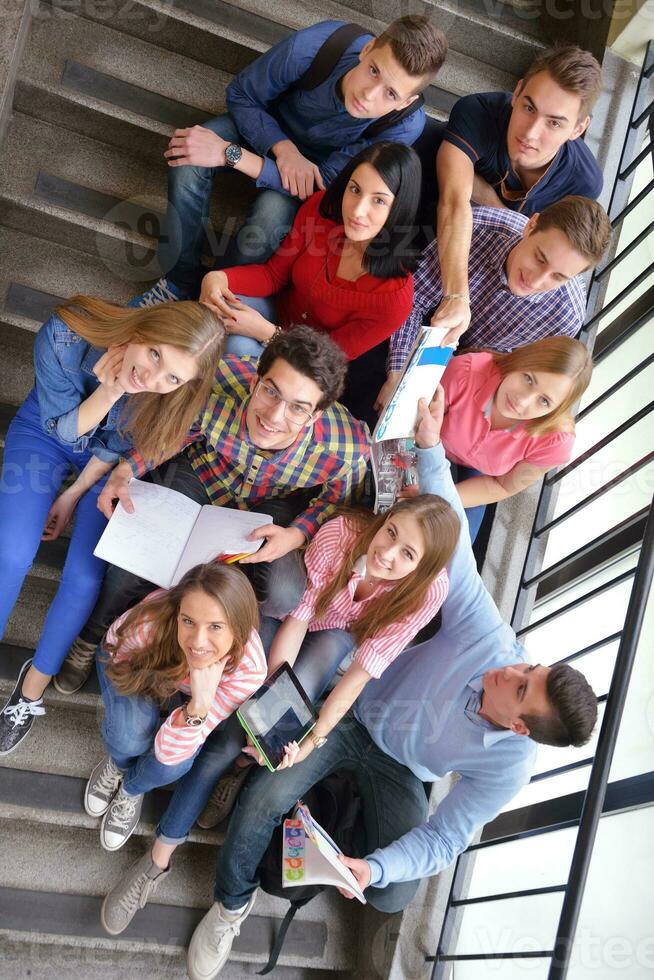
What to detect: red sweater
<box><xmin>224</xmin><ymin>192</ymin><xmax>414</xmax><ymax>361</ymax></box>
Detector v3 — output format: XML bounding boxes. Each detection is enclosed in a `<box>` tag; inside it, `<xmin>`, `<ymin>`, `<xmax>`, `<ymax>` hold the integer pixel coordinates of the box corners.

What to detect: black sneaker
<box><xmin>0</xmin><ymin>659</ymin><xmax>46</xmax><ymax>756</ymax></box>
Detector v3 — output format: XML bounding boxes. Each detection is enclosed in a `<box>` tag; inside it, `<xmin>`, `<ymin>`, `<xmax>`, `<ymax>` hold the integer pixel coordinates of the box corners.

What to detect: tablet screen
<box><xmin>237</xmin><ymin>663</ymin><xmax>318</xmax><ymax>770</ymax></box>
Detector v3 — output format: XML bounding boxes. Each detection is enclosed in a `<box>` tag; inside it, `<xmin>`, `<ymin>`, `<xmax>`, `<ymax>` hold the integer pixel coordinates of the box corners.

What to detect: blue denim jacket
<box><xmin>32</xmin><ymin>313</ymin><xmax>132</xmax><ymax>464</ymax></box>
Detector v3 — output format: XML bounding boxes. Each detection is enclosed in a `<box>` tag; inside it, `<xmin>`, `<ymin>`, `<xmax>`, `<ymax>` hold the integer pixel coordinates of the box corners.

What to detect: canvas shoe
<box><xmin>53</xmin><ymin>636</ymin><xmax>97</xmax><ymax>694</ymax></box>
<box><xmin>101</xmin><ymin>787</ymin><xmax>144</xmax><ymax>851</ymax></box>
<box><xmin>197</xmin><ymin>763</ymin><xmax>252</xmax><ymax>829</ymax></box>
<box><xmin>101</xmin><ymin>848</ymin><xmax>171</xmax><ymax>935</ymax></box>
<box><xmin>85</xmin><ymin>756</ymin><xmax>125</xmax><ymax>817</ymax></box>
<box><xmin>0</xmin><ymin>659</ymin><xmax>46</xmax><ymax>756</ymax></box>
<box><xmin>187</xmin><ymin>894</ymin><xmax>256</xmax><ymax>980</ymax></box>
<box><xmin>130</xmin><ymin>277</ymin><xmax>186</xmax><ymax>308</ymax></box>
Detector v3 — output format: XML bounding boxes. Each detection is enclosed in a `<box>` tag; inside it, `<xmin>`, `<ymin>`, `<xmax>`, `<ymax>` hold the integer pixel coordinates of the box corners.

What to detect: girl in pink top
<box><xmin>84</xmin><ymin>562</ymin><xmax>265</xmax><ymax>862</ymax></box>
<box><xmin>440</xmin><ymin>336</ymin><xmax>593</xmax><ymax>541</ymax></box>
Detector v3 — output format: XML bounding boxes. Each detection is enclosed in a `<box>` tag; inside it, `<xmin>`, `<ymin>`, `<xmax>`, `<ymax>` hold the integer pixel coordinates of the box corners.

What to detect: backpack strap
<box><xmin>257</xmin><ymin>902</ymin><xmax>304</xmax><ymax>975</ymax></box>
<box><xmin>291</xmin><ymin>23</ymin><xmax>371</xmax><ymax>92</ymax></box>
<box><xmin>362</xmin><ymin>94</ymin><xmax>425</xmax><ymax>139</ymax></box>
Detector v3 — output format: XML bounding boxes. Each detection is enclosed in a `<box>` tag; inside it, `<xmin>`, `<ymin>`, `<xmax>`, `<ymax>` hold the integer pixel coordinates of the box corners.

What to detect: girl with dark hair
<box><xmin>85</xmin><ymin>562</ymin><xmax>265</xmax><ymax>859</ymax></box>
<box><xmin>439</xmin><ymin>337</ymin><xmax>593</xmax><ymax>541</ymax></box>
<box><xmin>199</xmin><ymin>141</ymin><xmax>421</xmax><ymax>365</ymax></box>
<box><xmin>0</xmin><ymin>297</ymin><xmax>225</xmax><ymax>755</ymax></box>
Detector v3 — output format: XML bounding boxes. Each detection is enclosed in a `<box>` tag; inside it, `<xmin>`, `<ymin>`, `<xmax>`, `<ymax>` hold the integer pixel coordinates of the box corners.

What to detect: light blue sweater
<box><xmin>356</xmin><ymin>442</ymin><xmax>537</xmax><ymax>887</ymax></box>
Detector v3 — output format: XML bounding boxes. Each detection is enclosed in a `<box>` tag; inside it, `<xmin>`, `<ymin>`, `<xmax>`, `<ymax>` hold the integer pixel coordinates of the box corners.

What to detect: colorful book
<box><xmin>282</xmin><ymin>802</ymin><xmax>366</xmax><ymax>903</ymax></box>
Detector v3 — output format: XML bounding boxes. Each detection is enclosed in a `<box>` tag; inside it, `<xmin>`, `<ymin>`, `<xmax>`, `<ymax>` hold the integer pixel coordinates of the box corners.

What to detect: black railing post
<box><xmin>548</xmin><ymin>496</ymin><xmax>654</xmax><ymax>979</ymax></box>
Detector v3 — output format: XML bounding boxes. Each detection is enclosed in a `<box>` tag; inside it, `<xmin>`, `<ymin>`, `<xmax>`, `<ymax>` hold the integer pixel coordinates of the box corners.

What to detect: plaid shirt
<box><xmin>388</xmin><ymin>207</ymin><xmax>587</xmax><ymax>372</ymax></box>
<box><xmin>126</xmin><ymin>356</ymin><xmax>370</xmax><ymax>541</ymax></box>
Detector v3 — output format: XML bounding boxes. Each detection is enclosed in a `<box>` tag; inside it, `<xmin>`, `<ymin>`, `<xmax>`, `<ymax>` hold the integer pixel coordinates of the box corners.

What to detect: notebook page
<box><xmin>93</xmin><ymin>479</ymin><xmax>200</xmax><ymax>588</ymax></box>
<box><xmin>171</xmin><ymin>505</ymin><xmax>273</xmax><ymax>586</ymax></box>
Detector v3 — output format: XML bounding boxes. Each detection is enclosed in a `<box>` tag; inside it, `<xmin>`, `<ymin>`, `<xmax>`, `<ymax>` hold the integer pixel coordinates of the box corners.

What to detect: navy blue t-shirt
<box><xmin>443</xmin><ymin>91</ymin><xmax>603</xmax><ymax>215</ymax></box>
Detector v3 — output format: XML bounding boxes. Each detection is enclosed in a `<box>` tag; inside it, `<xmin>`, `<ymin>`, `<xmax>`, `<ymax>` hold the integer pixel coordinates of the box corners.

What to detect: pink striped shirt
<box><xmin>290</xmin><ymin>516</ymin><xmax>449</xmax><ymax>679</ymax></box>
<box><xmin>105</xmin><ymin>590</ymin><xmax>266</xmax><ymax>765</ymax></box>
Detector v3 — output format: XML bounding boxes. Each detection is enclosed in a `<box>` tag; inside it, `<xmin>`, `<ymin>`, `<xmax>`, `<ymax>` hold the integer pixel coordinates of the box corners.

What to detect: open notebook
<box><xmin>94</xmin><ymin>479</ymin><xmax>272</xmax><ymax>589</ymax></box>
<box><xmin>282</xmin><ymin>802</ymin><xmax>366</xmax><ymax>903</ymax></box>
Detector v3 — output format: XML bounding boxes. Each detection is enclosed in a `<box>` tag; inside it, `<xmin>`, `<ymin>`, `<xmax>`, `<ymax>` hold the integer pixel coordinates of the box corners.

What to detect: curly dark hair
<box><xmin>257</xmin><ymin>324</ymin><xmax>348</xmax><ymax>410</ymax></box>
<box><xmin>522</xmin><ymin>663</ymin><xmax>597</xmax><ymax>748</ymax></box>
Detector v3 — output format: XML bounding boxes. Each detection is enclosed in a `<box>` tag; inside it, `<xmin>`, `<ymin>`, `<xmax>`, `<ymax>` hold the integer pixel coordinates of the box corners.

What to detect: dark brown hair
<box><xmin>105</xmin><ymin>562</ymin><xmax>258</xmax><ymax>703</ymax></box>
<box><xmin>314</xmin><ymin>494</ymin><xmax>459</xmax><ymax>646</ymax></box>
<box><xmin>521</xmin><ymin>44</ymin><xmax>602</xmax><ymax>117</ymax></box>
<box><xmin>56</xmin><ymin>296</ymin><xmax>224</xmax><ymax>463</ymax></box>
<box><xmin>535</xmin><ymin>196</ymin><xmax>611</xmax><ymax>270</ymax></box>
<box><xmin>374</xmin><ymin>15</ymin><xmax>448</xmax><ymax>83</ymax></box>
<box><xmin>522</xmin><ymin>663</ymin><xmax>597</xmax><ymax>747</ymax></box>
<box><xmin>257</xmin><ymin>324</ymin><xmax>348</xmax><ymax>410</ymax></box>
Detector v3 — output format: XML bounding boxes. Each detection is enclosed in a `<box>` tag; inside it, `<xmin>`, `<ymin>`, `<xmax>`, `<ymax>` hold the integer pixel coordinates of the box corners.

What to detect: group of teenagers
<box><xmin>0</xmin><ymin>13</ymin><xmax>610</xmax><ymax>979</ymax></box>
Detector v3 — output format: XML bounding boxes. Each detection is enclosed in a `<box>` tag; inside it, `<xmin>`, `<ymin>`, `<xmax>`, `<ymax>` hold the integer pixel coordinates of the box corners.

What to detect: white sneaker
<box><xmin>187</xmin><ymin>894</ymin><xmax>256</xmax><ymax>980</ymax></box>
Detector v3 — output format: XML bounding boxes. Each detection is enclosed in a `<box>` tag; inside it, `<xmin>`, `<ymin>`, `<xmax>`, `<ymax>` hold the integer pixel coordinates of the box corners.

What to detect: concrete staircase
<box><xmin>0</xmin><ymin>0</ymin><xmax>548</xmax><ymax>976</ymax></box>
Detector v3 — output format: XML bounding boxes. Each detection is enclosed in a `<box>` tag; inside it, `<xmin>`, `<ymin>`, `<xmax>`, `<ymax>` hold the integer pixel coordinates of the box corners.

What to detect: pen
<box><xmin>223</xmin><ymin>552</ymin><xmax>250</xmax><ymax>564</ymax></box>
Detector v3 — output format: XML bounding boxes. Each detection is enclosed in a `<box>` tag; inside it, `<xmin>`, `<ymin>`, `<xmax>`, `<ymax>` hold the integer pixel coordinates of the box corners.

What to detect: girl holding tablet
<box><xmin>0</xmin><ymin>297</ymin><xmax>224</xmax><ymax>755</ymax></box>
<box><xmin>438</xmin><ymin>337</ymin><xmax>593</xmax><ymax>541</ymax></box>
<box><xmin>200</xmin><ymin>492</ymin><xmax>460</xmax><ymax>822</ymax></box>
<box><xmin>199</xmin><ymin>141</ymin><xmax>421</xmax><ymax>364</ymax></box>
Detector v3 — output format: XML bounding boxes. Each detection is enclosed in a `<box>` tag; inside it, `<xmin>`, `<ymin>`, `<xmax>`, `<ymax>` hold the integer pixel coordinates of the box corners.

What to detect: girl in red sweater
<box><xmin>199</xmin><ymin>141</ymin><xmax>421</xmax><ymax>365</ymax></box>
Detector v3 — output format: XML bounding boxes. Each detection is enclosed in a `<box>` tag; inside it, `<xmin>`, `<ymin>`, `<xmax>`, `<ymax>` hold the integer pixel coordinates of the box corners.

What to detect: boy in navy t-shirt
<box><xmin>416</xmin><ymin>45</ymin><xmax>603</xmax><ymax>350</ymax></box>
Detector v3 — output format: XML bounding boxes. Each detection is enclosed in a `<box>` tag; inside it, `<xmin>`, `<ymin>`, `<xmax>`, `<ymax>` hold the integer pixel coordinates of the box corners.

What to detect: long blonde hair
<box><xmin>55</xmin><ymin>295</ymin><xmax>225</xmax><ymax>461</ymax></box>
<box><xmin>314</xmin><ymin>495</ymin><xmax>459</xmax><ymax>646</ymax></box>
<box><xmin>493</xmin><ymin>337</ymin><xmax>593</xmax><ymax>436</ymax></box>
<box><xmin>105</xmin><ymin>562</ymin><xmax>259</xmax><ymax>703</ymax></box>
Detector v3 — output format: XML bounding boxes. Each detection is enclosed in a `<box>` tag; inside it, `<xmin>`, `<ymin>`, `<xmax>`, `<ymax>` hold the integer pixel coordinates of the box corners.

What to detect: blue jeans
<box><xmin>96</xmin><ymin>652</ymin><xmax>200</xmax><ymax>797</ymax></box>
<box><xmin>449</xmin><ymin>463</ymin><xmax>487</xmax><ymax>543</ymax></box>
<box><xmin>155</xmin><ymin>620</ymin><xmax>354</xmax><ymax>844</ymax></box>
<box><xmin>214</xmin><ymin>711</ymin><xmax>429</xmax><ymax>914</ymax></box>
<box><xmin>224</xmin><ymin>294</ymin><xmax>277</xmax><ymax>359</ymax></box>
<box><xmin>0</xmin><ymin>391</ymin><xmax>109</xmax><ymax>675</ymax></box>
<box><xmin>161</xmin><ymin>113</ymin><xmax>301</xmax><ymax>294</ymax></box>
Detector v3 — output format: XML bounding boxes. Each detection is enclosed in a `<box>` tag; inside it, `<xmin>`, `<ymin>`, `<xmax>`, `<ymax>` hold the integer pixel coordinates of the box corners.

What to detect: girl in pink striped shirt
<box><xmin>83</xmin><ymin>562</ymin><xmax>265</xmax><ymax>859</ymax></box>
<box><xmin>243</xmin><ymin>494</ymin><xmax>460</xmax><ymax>775</ymax></box>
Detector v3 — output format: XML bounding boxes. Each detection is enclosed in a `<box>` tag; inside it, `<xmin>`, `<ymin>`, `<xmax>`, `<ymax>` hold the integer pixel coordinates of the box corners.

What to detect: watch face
<box><xmin>226</xmin><ymin>143</ymin><xmax>242</xmax><ymax>166</ymax></box>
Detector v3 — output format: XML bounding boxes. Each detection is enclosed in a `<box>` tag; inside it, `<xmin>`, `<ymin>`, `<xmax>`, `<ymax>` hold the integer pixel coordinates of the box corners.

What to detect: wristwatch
<box><xmin>309</xmin><ymin>731</ymin><xmax>328</xmax><ymax>750</ymax></box>
<box><xmin>182</xmin><ymin>703</ymin><xmax>207</xmax><ymax>727</ymax></box>
<box><xmin>224</xmin><ymin>143</ymin><xmax>242</xmax><ymax>168</ymax></box>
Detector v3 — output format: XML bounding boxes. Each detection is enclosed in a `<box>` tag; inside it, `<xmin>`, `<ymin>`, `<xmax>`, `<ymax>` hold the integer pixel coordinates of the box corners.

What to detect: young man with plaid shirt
<box><xmin>55</xmin><ymin>326</ymin><xmax>370</xmax><ymax>695</ymax></box>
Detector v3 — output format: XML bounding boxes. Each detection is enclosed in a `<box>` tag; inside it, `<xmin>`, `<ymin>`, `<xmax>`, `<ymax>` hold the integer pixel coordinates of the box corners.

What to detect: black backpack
<box><xmin>255</xmin><ymin>769</ymin><xmax>362</xmax><ymax>974</ymax></box>
<box><xmin>286</xmin><ymin>22</ymin><xmax>425</xmax><ymax>139</ymax></box>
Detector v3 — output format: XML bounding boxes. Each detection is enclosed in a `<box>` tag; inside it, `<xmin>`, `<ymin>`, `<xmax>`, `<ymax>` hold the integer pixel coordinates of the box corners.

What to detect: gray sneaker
<box><xmin>197</xmin><ymin>763</ymin><xmax>252</xmax><ymax>830</ymax></box>
<box><xmin>85</xmin><ymin>756</ymin><xmax>125</xmax><ymax>817</ymax></box>
<box><xmin>53</xmin><ymin>637</ymin><xmax>97</xmax><ymax>694</ymax></box>
<box><xmin>101</xmin><ymin>849</ymin><xmax>171</xmax><ymax>935</ymax></box>
<box><xmin>187</xmin><ymin>894</ymin><xmax>256</xmax><ymax>980</ymax></box>
<box><xmin>101</xmin><ymin>788</ymin><xmax>144</xmax><ymax>851</ymax></box>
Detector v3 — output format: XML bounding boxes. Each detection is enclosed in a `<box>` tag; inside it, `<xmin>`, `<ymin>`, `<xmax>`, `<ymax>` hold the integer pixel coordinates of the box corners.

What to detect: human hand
<box><xmin>272</xmin><ymin>140</ymin><xmax>325</xmax><ymax>200</ymax></box>
<box><xmin>42</xmin><ymin>489</ymin><xmax>79</xmax><ymax>541</ymax></box>
<box><xmin>430</xmin><ymin>296</ymin><xmax>470</xmax><ymax>347</ymax></box>
<box><xmin>199</xmin><ymin>271</ymin><xmax>240</xmax><ymax>321</ymax></box>
<box><xmin>414</xmin><ymin>386</ymin><xmax>445</xmax><ymax>450</ymax></box>
<box><xmin>225</xmin><ymin>304</ymin><xmax>276</xmax><ymax>342</ymax></box>
<box><xmin>239</xmin><ymin>524</ymin><xmax>305</xmax><ymax>564</ymax></box>
<box><xmin>93</xmin><ymin>346</ymin><xmax>127</xmax><ymax>402</ymax></box>
<box><xmin>188</xmin><ymin>660</ymin><xmax>225</xmax><ymax>718</ymax></box>
<box><xmin>337</xmin><ymin>855</ymin><xmax>371</xmax><ymax>898</ymax></box>
<box><xmin>242</xmin><ymin>734</ymin><xmax>267</xmax><ymax>767</ymax></box>
<box><xmin>165</xmin><ymin>126</ymin><xmax>227</xmax><ymax>168</ymax></box>
<box><xmin>97</xmin><ymin>462</ymin><xmax>134</xmax><ymax>519</ymax></box>
<box><xmin>275</xmin><ymin>740</ymin><xmax>304</xmax><ymax>770</ymax></box>
<box><xmin>373</xmin><ymin>371</ymin><xmax>400</xmax><ymax>413</ymax></box>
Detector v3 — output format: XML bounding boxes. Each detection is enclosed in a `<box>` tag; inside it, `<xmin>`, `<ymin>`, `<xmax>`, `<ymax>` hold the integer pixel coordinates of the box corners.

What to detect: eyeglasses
<box><xmin>253</xmin><ymin>380</ymin><xmax>315</xmax><ymax>426</ymax></box>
